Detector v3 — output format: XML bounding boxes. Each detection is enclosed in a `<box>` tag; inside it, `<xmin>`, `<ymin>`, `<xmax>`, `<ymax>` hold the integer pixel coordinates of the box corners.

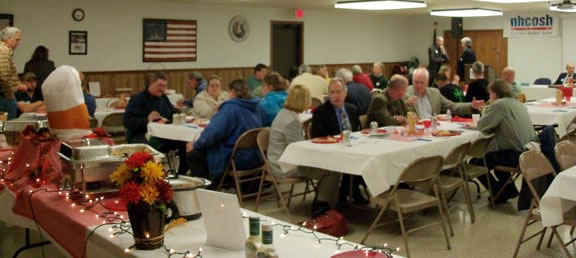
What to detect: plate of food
<box><xmin>436</xmin><ymin>114</ymin><xmax>450</xmax><ymax>121</ymax></box>
<box><xmin>432</xmin><ymin>130</ymin><xmax>462</xmax><ymax>137</ymax></box>
<box><xmin>361</xmin><ymin>129</ymin><xmax>390</xmax><ymax>136</ymax></box>
<box><xmin>311</xmin><ymin>136</ymin><xmax>340</xmax><ymax>144</ymax></box>
<box><xmin>197</xmin><ymin>120</ymin><xmax>210</xmax><ymax>128</ymax></box>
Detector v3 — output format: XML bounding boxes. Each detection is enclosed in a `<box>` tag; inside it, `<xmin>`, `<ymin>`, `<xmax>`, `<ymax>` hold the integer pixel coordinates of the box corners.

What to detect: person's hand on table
<box><xmin>186</xmin><ymin>142</ymin><xmax>194</xmax><ymax>152</ymax></box>
<box><xmin>405</xmin><ymin>96</ymin><xmax>417</xmax><ymax>106</ymax></box>
<box><xmin>393</xmin><ymin>116</ymin><xmax>405</xmax><ymax>123</ymax></box>
<box><xmin>471</xmin><ymin>98</ymin><xmax>485</xmax><ymax>110</ymax></box>
<box><xmin>148</xmin><ymin>111</ymin><xmax>167</xmax><ymax>123</ymax></box>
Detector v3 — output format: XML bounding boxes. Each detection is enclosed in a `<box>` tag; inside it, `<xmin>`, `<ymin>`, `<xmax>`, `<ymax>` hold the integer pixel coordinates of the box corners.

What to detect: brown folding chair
<box><xmin>438</xmin><ymin>142</ymin><xmax>475</xmax><ymax>236</ymax></box>
<box><xmin>555</xmin><ymin>141</ymin><xmax>576</xmax><ymax>171</ymax></box>
<box><xmin>513</xmin><ymin>150</ymin><xmax>576</xmax><ymax>258</ymax></box>
<box><xmin>360</xmin><ymin>156</ymin><xmax>451</xmax><ymax>258</ymax></box>
<box><xmin>254</xmin><ymin>128</ymin><xmax>314</xmax><ymax>222</ymax></box>
<box><xmin>216</xmin><ymin>128</ymin><xmax>265</xmax><ymax>208</ymax></box>
<box><xmin>461</xmin><ymin>135</ymin><xmax>495</xmax><ymax>206</ymax></box>
<box><xmin>101</xmin><ymin>112</ymin><xmax>126</xmax><ymax>144</ymax></box>
<box><xmin>302</xmin><ymin>120</ymin><xmax>313</xmax><ymax>140</ymax></box>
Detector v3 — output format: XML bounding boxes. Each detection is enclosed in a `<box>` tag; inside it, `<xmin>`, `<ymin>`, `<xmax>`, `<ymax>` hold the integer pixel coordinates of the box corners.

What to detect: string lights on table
<box><xmin>241</xmin><ymin>212</ymin><xmax>399</xmax><ymax>257</ymax></box>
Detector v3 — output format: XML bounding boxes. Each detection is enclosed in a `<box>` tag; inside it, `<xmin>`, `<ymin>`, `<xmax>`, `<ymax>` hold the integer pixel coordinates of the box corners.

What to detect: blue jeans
<box><xmin>0</xmin><ymin>97</ymin><xmax>17</xmax><ymax>120</ymax></box>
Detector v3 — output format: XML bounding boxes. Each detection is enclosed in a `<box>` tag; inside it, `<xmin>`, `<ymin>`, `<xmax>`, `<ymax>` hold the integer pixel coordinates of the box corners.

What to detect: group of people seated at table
<box><xmin>119</xmin><ymin>57</ymin><xmax>549</xmax><ymax>214</ymax></box>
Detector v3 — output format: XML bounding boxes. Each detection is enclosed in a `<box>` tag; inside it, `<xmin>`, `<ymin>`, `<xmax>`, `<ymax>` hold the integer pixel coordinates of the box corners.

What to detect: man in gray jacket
<box><xmin>406</xmin><ymin>68</ymin><xmax>484</xmax><ymax>118</ymax></box>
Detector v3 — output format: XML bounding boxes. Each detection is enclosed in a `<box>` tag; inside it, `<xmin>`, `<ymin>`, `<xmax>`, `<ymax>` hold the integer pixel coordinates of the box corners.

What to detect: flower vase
<box><xmin>127</xmin><ymin>202</ymin><xmax>166</xmax><ymax>250</ymax></box>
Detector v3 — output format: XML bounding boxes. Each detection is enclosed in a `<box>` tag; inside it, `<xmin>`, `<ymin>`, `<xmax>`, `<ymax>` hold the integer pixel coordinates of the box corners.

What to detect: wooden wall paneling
<box><xmin>83</xmin><ymin>62</ymin><xmax>406</xmax><ymax>98</ymax></box>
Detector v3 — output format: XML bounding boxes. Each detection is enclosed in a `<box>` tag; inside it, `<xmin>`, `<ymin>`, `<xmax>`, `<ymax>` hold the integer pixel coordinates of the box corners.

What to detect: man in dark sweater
<box><xmin>436</xmin><ymin>74</ymin><xmax>465</xmax><ymax>103</ymax></box>
<box><xmin>335</xmin><ymin>68</ymin><xmax>371</xmax><ymax>115</ymax></box>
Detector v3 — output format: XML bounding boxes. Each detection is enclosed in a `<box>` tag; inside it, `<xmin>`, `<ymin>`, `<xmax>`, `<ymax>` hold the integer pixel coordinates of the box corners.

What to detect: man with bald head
<box><xmin>366</xmin><ymin>75</ymin><xmax>414</xmax><ymax>127</ymax></box>
<box><xmin>406</xmin><ymin>68</ymin><xmax>484</xmax><ymax>119</ymax></box>
<box><xmin>553</xmin><ymin>63</ymin><xmax>576</xmax><ymax>86</ymax></box>
<box><xmin>501</xmin><ymin>67</ymin><xmax>522</xmax><ymax>97</ymax></box>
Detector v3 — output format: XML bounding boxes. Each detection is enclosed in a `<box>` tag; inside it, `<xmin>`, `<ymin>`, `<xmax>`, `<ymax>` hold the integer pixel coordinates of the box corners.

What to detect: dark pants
<box><xmin>0</xmin><ymin>97</ymin><xmax>17</xmax><ymax>120</ymax></box>
<box><xmin>186</xmin><ymin>149</ymin><xmax>210</xmax><ymax>180</ymax></box>
<box><xmin>477</xmin><ymin>150</ymin><xmax>521</xmax><ymax>200</ymax></box>
<box><xmin>339</xmin><ymin>175</ymin><xmax>367</xmax><ymax>202</ymax></box>
<box><xmin>149</xmin><ymin>137</ymin><xmax>189</xmax><ymax>175</ymax></box>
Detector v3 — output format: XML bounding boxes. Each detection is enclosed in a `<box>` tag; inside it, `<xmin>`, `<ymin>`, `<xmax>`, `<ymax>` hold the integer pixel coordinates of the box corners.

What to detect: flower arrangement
<box><xmin>110</xmin><ymin>152</ymin><xmax>173</xmax><ymax>211</ymax></box>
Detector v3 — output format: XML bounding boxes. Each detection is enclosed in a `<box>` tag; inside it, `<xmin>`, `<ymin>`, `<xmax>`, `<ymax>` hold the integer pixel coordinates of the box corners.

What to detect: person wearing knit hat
<box><xmin>15</xmin><ymin>72</ymin><xmax>45</xmax><ymax>115</ymax></box>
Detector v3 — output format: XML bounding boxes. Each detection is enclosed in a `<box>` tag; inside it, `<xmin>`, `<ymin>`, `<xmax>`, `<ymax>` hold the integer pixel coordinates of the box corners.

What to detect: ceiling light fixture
<box><xmin>430</xmin><ymin>8</ymin><xmax>503</xmax><ymax>17</ymax></box>
<box><xmin>550</xmin><ymin>0</ymin><xmax>576</xmax><ymax>12</ymax></box>
<box><xmin>476</xmin><ymin>0</ymin><xmax>548</xmax><ymax>3</ymax></box>
<box><xmin>335</xmin><ymin>0</ymin><xmax>427</xmax><ymax>10</ymax></box>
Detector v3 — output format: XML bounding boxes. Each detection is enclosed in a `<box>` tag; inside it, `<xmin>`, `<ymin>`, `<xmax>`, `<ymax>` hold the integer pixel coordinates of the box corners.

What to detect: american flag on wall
<box><xmin>143</xmin><ymin>19</ymin><xmax>197</xmax><ymax>62</ymax></box>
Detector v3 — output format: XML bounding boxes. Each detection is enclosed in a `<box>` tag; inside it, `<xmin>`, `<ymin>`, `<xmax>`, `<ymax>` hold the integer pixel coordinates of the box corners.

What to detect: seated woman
<box><xmin>465</xmin><ymin>61</ymin><xmax>489</xmax><ymax>102</ymax></box>
<box><xmin>260</xmin><ymin>72</ymin><xmax>288</xmax><ymax>126</ymax></box>
<box><xmin>267</xmin><ymin>85</ymin><xmax>340</xmax><ymax>216</ymax></box>
<box><xmin>192</xmin><ymin>75</ymin><xmax>229</xmax><ymax>119</ymax></box>
<box><xmin>187</xmin><ymin>79</ymin><xmax>265</xmax><ymax>181</ymax></box>
<box><xmin>477</xmin><ymin>79</ymin><xmax>535</xmax><ymax>204</ymax></box>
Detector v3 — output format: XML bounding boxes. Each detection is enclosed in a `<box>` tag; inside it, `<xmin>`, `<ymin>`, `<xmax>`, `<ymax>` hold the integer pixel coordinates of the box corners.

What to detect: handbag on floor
<box><xmin>302</xmin><ymin>209</ymin><xmax>348</xmax><ymax>237</ymax></box>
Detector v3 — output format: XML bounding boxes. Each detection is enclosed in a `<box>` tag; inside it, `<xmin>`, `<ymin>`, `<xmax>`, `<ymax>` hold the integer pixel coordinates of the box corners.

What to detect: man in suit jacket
<box><xmin>457</xmin><ymin>37</ymin><xmax>476</xmax><ymax>80</ymax></box>
<box><xmin>553</xmin><ymin>63</ymin><xmax>576</xmax><ymax>85</ymax></box>
<box><xmin>311</xmin><ymin>78</ymin><xmax>361</xmax><ymax>138</ymax></box>
<box><xmin>428</xmin><ymin>36</ymin><xmax>450</xmax><ymax>85</ymax></box>
<box><xmin>310</xmin><ymin>78</ymin><xmax>367</xmax><ymax>204</ymax></box>
<box><xmin>406</xmin><ymin>68</ymin><xmax>484</xmax><ymax>119</ymax></box>
<box><xmin>335</xmin><ymin>68</ymin><xmax>371</xmax><ymax>115</ymax></box>
<box><xmin>366</xmin><ymin>75</ymin><xmax>414</xmax><ymax>127</ymax></box>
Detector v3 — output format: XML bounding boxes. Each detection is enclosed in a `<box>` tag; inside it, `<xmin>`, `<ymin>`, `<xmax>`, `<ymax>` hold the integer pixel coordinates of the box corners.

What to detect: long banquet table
<box><xmin>540</xmin><ymin>166</ymin><xmax>576</xmax><ymax>227</ymax></box>
<box><xmin>525</xmin><ymin>98</ymin><xmax>576</xmax><ymax>137</ymax></box>
<box><xmin>523</xmin><ymin>85</ymin><xmax>576</xmax><ymax>101</ymax></box>
<box><xmin>278</xmin><ymin>122</ymin><xmax>484</xmax><ymax>197</ymax></box>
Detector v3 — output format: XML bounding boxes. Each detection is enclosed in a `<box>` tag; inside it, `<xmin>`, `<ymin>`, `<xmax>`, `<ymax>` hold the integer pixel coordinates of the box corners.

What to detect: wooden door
<box><xmin>271</xmin><ymin>21</ymin><xmax>304</xmax><ymax>79</ymax></box>
<box><xmin>444</xmin><ymin>30</ymin><xmax>508</xmax><ymax>81</ymax></box>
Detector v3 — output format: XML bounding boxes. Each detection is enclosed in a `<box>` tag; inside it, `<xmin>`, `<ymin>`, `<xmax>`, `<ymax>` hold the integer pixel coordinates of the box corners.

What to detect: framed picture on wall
<box><xmin>143</xmin><ymin>18</ymin><xmax>197</xmax><ymax>62</ymax></box>
<box><xmin>0</xmin><ymin>14</ymin><xmax>14</xmax><ymax>31</ymax></box>
<box><xmin>69</xmin><ymin>31</ymin><xmax>87</xmax><ymax>55</ymax></box>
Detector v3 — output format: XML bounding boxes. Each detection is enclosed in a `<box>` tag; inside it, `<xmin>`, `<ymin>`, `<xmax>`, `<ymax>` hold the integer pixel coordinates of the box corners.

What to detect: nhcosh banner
<box><xmin>504</xmin><ymin>13</ymin><xmax>559</xmax><ymax>38</ymax></box>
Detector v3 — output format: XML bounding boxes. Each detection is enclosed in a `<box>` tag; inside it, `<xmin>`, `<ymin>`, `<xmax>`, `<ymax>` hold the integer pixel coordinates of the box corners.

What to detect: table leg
<box><xmin>12</xmin><ymin>228</ymin><xmax>51</xmax><ymax>258</ymax></box>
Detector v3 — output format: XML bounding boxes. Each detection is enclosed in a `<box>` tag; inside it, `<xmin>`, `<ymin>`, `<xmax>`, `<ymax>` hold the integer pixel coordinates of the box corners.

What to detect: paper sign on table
<box><xmin>88</xmin><ymin>82</ymin><xmax>101</xmax><ymax>97</ymax></box>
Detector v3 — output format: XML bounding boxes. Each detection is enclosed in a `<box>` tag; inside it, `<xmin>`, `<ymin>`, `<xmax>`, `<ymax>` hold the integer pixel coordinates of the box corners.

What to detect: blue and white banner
<box><xmin>504</xmin><ymin>13</ymin><xmax>559</xmax><ymax>37</ymax></box>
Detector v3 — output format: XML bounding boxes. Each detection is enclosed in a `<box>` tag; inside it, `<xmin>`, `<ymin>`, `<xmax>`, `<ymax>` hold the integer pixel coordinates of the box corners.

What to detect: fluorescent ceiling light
<box><xmin>335</xmin><ymin>0</ymin><xmax>426</xmax><ymax>10</ymax></box>
<box><xmin>430</xmin><ymin>8</ymin><xmax>503</xmax><ymax>17</ymax></box>
<box><xmin>476</xmin><ymin>0</ymin><xmax>548</xmax><ymax>3</ymax></box>
<box><xmin>550</xmin><ymin>0</ymin><xmax>576</xmax><ymax>12</ymax></box>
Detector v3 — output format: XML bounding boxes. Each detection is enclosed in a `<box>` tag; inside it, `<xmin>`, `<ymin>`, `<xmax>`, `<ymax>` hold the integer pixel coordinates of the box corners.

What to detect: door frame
<box><xmin>270</xmin><ymin>20</ymin><xmax>304</xmax><ymax>69</ymax></box>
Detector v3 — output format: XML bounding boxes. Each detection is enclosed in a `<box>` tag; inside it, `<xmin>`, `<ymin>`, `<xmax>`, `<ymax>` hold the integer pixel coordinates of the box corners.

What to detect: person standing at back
<box><xmin>428</xmin><ymin>36</ymin><xmax>449</xmax><ymax>86</ymax></box>
<box><xmin>457</xmin><ymin>37</ymin><xmax>476</xmax><ymax>81</ymax></box>
<box><xmin>0</xmin><ymin>26</ymin><xmax>23</xmax><ymax>119</ymax></box>
<box><xmin>24</xmin><ymin>45</ymin><xmax>55</xmax><ymax>100</ymax></box>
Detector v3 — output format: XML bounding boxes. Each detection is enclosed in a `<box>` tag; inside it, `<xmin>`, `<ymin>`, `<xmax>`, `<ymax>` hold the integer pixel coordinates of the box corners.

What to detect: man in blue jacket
<box><xmin>187</xmin><ymin>79</ymin><xmax>265</xmax><ymax>181</ymax></box>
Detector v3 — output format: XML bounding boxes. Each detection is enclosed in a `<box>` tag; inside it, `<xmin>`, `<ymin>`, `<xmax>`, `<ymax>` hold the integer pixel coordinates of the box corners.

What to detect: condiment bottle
<box><xmin>245</xmin><ymin>216</ymin><xmax>261</xmax><ymax>258</ymax></box>
<box><xmin>256</xmin><ymin>223</ymin><xmax>279</xmax><ymax>258</ymax></box>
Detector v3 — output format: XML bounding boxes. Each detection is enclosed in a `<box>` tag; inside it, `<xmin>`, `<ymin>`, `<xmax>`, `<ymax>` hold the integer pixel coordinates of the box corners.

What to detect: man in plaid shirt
<box><xmin>0</xmin><ymin>26</ymin><xmax>22</xmax><ymax>119</ymax></box>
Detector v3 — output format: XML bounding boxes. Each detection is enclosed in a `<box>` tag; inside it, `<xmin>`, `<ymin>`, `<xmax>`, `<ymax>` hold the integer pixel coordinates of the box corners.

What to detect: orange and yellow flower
<box><xmin>141</xmin><ymin>161</ymin><xmax>164</xmax><ymax>183</ymax></box>
<box><xmin>140</xmin><ymin>184</ymin><xmax>159</xmax><ymax>205</ymax></box>
<box><xmin>110</xmin><ymin>163</ymin><xmax>132</xmax><ymax>185</ymax></box>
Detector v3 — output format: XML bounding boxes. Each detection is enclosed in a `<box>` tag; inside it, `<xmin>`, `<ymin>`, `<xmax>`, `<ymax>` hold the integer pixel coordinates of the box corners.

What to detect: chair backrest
<box><xmin>443</xmin><ymin>142</ymin><xmax>471</xmax><ymax>169</ymax></box>
<box><xmin>311</xmin><ymin>98</ymin><xmax>323</xmax><ymax>108</ymax></box>
<box><xmin>303</xmin><ymin>120</ymin><xmax>312</xmax><ymax>140</ymax></box>
<box><xmin>107</xmin><ymin>99</ymin><xmax>120</xmax><ymax>108</ymax></box>
<box><xmin>101</xmin><ymin>113</ymin><xmax>125</xmax><ymax>133</ymax></box>
<box><xmin>229</xmin><ymin>128</ymin><xmax>263</xmax><ymax>159</ymax></box>
<box><xmin>555</xmin><ymin>141</ymin><xmax>576</xmax><ymax>171</ymax></box>
<box><xmin>398</xmin><ymin>155</ymin><xmax>444</xmax><ymax>184</ymax></box>
<box><xmin>533</xmin><ymin>78</ymin><xmax>551</xmax><ymax>86</ymax></box>
<box><xmin>256</xmin><ymin>128</ymin><xmax>270</xmax><ymax>157</ymax></box>
<box><xmin>359</xmin><ymin>115</ymin><xmax>368</xmax><ymax>129</ymax></box>
<box><xmin>519</xmin><ymin>150</ymin><xmax>557</xmax><ymax>203</ymax></box>
<box><xmin>466</xmin><ymin>135</ymin><xmax>494</xmax><ymax>158</ymax></box>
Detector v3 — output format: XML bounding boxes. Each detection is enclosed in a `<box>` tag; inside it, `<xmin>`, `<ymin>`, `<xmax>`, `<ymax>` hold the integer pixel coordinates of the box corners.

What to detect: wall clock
<box><xmin>72</xmin><ymin>8</ymin><xmax>85</xmax><ymax>22</ymax></box>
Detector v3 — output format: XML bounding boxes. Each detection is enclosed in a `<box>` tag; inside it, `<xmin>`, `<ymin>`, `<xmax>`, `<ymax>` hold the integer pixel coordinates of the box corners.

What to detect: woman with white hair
<box><xmin>458</xmin><ymin>36</ymin><xmax>476</xmax><ymax>80</ymax></box>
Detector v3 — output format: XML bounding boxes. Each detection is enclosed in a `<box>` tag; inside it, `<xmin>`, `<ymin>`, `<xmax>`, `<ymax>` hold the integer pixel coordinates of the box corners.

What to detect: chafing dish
<box><xmin>59</xmin><ymin>141</ymin><xmax>165</xmax><ymax>194</ymax></box>
<box><xmin>4</xmin><ymin>116</ymin><xmax>49</xmax><ymax>146</ymax></box>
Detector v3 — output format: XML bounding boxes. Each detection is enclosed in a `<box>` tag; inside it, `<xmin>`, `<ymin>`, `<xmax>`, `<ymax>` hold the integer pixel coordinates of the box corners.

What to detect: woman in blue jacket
<box><xmin>260</xmin><ymin>72</ymin><xmax>288</xmax><ymax>126</ymax></box>
<box><xmin>187</xmin><ymin>79</ymin><xmax>265</xmax><ymax>181</ymax></box>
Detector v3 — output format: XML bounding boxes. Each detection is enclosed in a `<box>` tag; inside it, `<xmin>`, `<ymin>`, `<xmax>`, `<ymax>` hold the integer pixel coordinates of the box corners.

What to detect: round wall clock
<box><xmin>228</xmin><ymin>15</ymin><xmax>249</xmax><ymax>42</ymax></box>
<box><xmin>72</xmin><ymin>8</ymin><xmax>85</xmax><ymax>22</ymax></box>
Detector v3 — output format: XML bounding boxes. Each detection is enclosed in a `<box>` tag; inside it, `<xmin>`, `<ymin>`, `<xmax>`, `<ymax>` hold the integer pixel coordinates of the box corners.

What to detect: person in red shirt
<box><xmin>351</xmin><ymin>64</ymin><xmax>374</xmax><ymax>91</ymax></box>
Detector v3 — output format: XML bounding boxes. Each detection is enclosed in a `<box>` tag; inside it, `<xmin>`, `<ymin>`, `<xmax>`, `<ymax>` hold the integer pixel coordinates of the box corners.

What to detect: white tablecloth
<box><xmin>279</xmin><ymin>123</ymin><xmax>484</xmax><ymax>197</ymax></box>
<box><xmin>147</xmin><ymin>123</ymin><xmax>204</xmax><ymax>142</ymax></box>
<box><xmin>525</xmin><ymin>98</ymin><xmax>576</xmax><ymax>137</ymax></box>
<box><xmin>95</xmin><ymin>94</ymin><xmax>184</xmax><ymax>109</ymax></box>
<box><xmin>523</xmin><ymin>85</ymin><xmax>576</xmax><ymax>101</ymax></box>
<box><xmin>540</xmin><ymin>166</ymin><xmax>576</xmax><ymax>227</ymax></box>
<box><xmin>94</xmin><ymin>109</ymin><xmax>125</xmax><ymax>127</ymax></box>
<box><xmin>86</xmin><ymin>210</ymin><xmax>389</xmax><ymax>258</ymax></box>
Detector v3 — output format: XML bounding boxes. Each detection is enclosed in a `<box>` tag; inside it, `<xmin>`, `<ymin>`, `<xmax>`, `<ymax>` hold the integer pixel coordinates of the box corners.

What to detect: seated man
<box><xmin>436</xmin><ymin>73</ymin><xmax>465</xmax><ymax>103</ymax></box>
<box><xmin>406</xmin><ymin>68</ymin><xmax>483</xmax><ymax>119</ymax></box>
<box><xmin>311</xmin><ymin>78</ymin><xmax>367</xmax><ymax>204</ymax></box>
<box><xmin>502</xmin><ymin>67</ymin><xmax>522</xmax><ymax>98</ymax></box>
<box><xmin>365</xmin><ymin>75</ymin><xmax>413</xmax><ymax>127</ymax></box>
<box><xmin>15</xmin><ymin>72</ymin><xmax>45</xmax><ymax>115</ymax></box>
<box><xmin>477</xmin><ymin>79</ymin><xmax>535</xmax><ymax>204</ymax></box>
<box><xmin>553</xmin><ymin>63</ymin><xmax>576</xmax><ymax>86</ymax></box>
<box><xmin>247</xmin><ymin>63</ymin><xmax>268</xmax><ymax>98</ymax></box>
<box><xmin>124</xmin><ymin>72</ymin><xmax>187</xmax><ymax>173</ymax></box>
<box><xmin>290</xmin><ymin>64</ymin><xmax>328</xmax><ymax>103</ymax></box>
<box><xmin>335</xmin><ymin>68</ymin><xmax>371</xmax><ymax>115</ymax></box>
